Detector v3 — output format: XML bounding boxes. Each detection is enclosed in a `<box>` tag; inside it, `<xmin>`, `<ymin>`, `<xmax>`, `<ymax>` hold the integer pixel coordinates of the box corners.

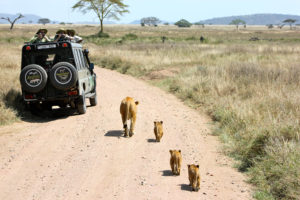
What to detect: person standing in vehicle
<box><xmin>67</xmin><ymin>29</ymin><xmax>83</xmax><ymax>43</ymax></box>
<box><xmin>29</xmin><ymin>29</ymin><xmax>50</xmax><ymax>43</ymax></box>
<box><xmin>54</xmin><ymin>28</ymin><xmax>71</xmax><ymax>42</ymax></box>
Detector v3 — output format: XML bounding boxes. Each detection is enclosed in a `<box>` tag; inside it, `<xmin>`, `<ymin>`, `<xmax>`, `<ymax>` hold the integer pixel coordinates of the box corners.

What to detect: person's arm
<box><xmin>29</xmin><ymin>35</ymin><xmax>38</xmax><ymax>43</ymax></box>
<box><xmin>74</xmin><ymin>35</ymin><xmax>83</xmax><ymax>43</ymax></box>
<box><xmin>44</xmin><ymin>36</ymin><xmax>50</xmax><ymax>42</ymax></box>
<box><xmin>53</xmin><ymin>34</ymin><xmax>61</xmax><ymax>42</ymax></box>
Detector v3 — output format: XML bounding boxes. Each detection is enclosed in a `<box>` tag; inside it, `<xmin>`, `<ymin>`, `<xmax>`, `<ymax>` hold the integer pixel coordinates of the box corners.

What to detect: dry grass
<box><xmin>0</xmin><ymin>24</ymin><xmax>299</xmax><ymax>199</ymax></box>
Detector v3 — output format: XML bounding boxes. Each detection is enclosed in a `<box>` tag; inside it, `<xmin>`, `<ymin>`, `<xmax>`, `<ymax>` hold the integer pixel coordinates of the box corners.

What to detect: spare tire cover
<box><xmin>50</xmin><ymin>62</ymin><xmax>78</xmax><ymax>90</ymax></box>
<box><xmin>20</xmin><ymin>64</ymin><xmax>48</xmax><ymax>93</ymax></box>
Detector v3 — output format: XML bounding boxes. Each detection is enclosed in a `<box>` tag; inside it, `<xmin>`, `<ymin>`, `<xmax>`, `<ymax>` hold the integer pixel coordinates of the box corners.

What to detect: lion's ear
<box><xmin>169</xmin><ymin>150</ymin><xmax>173</xmax><ymax>154</ymax></box>
<box><xmin>135</xmin><ymin>101</ymin><xmax>139</xmax><ymax>105</ymax></box>
<box><xmin>188</xmin><ymin>164</ymin><xmax>191</xmax><ymax>168</ymax></box>
<box><xmin>196</xmin><ymin>165</ymin><xmax>199</xmax><ymax>168</ymax></box>
<box><xmin>154</xmin><ymin>121</ymin><xmax>156</xmax><ymax>124</ymax></box>
<box><xmin>178</xmin><ymin>150</ymin><xmax>181</xmax><ymax>153</ymax></box>
<box><xmin>160</xmin><ymin>121</ymin><xmax>163</xmax><ymax>124</ymax></box>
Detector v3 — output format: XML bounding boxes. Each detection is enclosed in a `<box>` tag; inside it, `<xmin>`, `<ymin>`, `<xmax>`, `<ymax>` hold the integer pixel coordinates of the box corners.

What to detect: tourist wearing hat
<box><xmin>67</xmin><ymin>29</ymin><xmax>83</xmax><ymax>43</ymax></box>
<box><xmin>29</xmin><ymin>28</ymin><xmax>50</xmax><ymax>43</ymax></box>
<box><xmin>54</xmin><ymin>28</ymin><xmax>72</xmax><ymax>42</ymax></box>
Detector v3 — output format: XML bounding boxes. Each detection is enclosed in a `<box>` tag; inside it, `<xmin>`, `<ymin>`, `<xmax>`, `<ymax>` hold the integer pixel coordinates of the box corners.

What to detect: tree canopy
<box><xmin>72</xmin><ymin>0</ymin><xmax>129</xmax><ymax>33</ymax></box>
<box><xmin>175</xmin><ymin>19</ymin><xmax>192</xmax><ymax>28</ymax></box>
<box><xmin>229</xmin><ymin>19</ymin><xmax>246</xmax><ymax>30</ymax></box>
<box><xmin>38</xmin><ymin>18</ymin><xmax>50</xmax><ymax>25</ymax></box>
<box><xmin>140</xmin><ymin>17</ymin><xmax>160</xmax><ymax>26</ymax></box>
<box><xmin>283</xmin><ymin>19</ymin><xmax>296</xmax><ymax>29</ymax></box>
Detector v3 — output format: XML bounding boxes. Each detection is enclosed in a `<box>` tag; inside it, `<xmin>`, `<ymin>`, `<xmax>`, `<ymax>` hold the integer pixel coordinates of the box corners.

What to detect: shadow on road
<box><xmin>21</xmin><ymin>107</ymin><xmax>77</xmax><ymax>123</ymax></box>
<box><xmin>105</xmin><ymin>130</ymin><xmax>124</xmax><ymax>137</ymax></box>
<box><xmin>147</xmin><ymin>138</ymin><xmax>156</xmax><ymax>143</ymax></box>
<box><xmin>180</xmin><ymin>184</ymin><xmax>192</xmax><ymax>192</ymax></box>
<box><xmin>160</xmin><ymin>170</ymin><xmax>173</xmax><ymax>176</ymax></box>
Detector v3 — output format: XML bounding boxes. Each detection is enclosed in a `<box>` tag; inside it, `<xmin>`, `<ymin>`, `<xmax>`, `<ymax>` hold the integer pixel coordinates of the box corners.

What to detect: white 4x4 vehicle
<box><xmin>20</xmin><ymin>40</ymin><xmax>97</xmax><ymax>114</ymax></box>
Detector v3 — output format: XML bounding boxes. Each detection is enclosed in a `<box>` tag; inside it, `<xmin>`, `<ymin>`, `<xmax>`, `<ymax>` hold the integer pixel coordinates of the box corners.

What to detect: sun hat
<box><xmin>56</xmin><ymin>28</ymin><xmax>66</xmax><ymax>34</ymax></box>
<box><xmin>36</xmin><ymin>28</ymin><xmax>48</xmax><ymax>34</ymax></box>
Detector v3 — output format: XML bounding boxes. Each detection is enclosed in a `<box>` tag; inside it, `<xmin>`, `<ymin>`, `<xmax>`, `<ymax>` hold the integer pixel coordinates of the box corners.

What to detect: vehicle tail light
<box><xmin>62</xmin><ymin>43</ymin><xmax>68</xmax><ymax>48</ymax></box>
<box><xmin>25</xmin><ymin>94</ymin><xmax>34</xmax><ymax>99</ymax></box>
<box><xmin>26</xmin><ymin>46</ymin><xmax>31</xmax><ymax>51</ymax></box>
<box><xmin>68</xmin><ymin>90</ymin><xmax>78</xmax><ymax>96</ymax></box>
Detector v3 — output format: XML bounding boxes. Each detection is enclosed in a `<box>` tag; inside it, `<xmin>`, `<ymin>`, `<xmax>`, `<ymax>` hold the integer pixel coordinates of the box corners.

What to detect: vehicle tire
<box><xmin>89</xmin><ymin>92</ymin><xmax>97</xmax><ymax>106</ymax></box>
<box><xmin>49</xmin><ymin>62</ymin><xmax>78</xmax><ymax>91</ymax></box>
<box><xmin>20</xmin><ymin>64</ymin><xmax>48</xmax><ymax>93</ymax></box>
<box><xmin>77</xmin><ymin>93</ymin><xmax>86</xmax><ymax>114</ymax></box>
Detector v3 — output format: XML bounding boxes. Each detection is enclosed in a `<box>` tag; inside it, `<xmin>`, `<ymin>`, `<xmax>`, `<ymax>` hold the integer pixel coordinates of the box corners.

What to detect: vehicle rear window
<box><xmin>22</xmin><ymin>49</ymin><xmax>74</xmax><ymax>68</ymax></box>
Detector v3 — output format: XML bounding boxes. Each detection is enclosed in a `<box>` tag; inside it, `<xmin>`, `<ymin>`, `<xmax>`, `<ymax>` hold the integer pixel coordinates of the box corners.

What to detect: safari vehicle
<box><xmin>20</xmin><ymin>40</ymin><xmax>97</xmax><ymax>114</ymax></box>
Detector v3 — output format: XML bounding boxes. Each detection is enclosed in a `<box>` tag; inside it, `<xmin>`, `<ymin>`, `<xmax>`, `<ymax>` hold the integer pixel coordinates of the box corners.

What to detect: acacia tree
<box><xmin>230</xmin><ymin>19</ymin><xmax>246</xmax><ymax>30</ymax></box>
<box><xmin>73</xmin><ymin>0</ymin><xmax>129</xmax><ymax>33</ymax></box>
<box><xmin>140</xmin><ymin>17</ymin><xmax>160</xmax><ymax>26</ymax></box>
<box><xmin>1</xmin><ymin>13</ymin><xmax>24</xmax><ymax>30</ymax></box>
<box><xmin>38</xmin><ymin>18</ymin><xmax>51</xmax><ymax>25</ymax></box>
<box><xmin>283</xmin><ymin>19</ymin><xmax>296</xmax><ymax>30</ymax></box>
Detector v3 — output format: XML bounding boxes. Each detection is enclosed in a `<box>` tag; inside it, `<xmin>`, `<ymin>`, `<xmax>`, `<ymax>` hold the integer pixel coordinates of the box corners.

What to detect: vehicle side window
<box><xmin>80</xmin><ymin>50</ymin><xmax>88</xmax><ymax>68</ymax></box>
<box><xmin>73</xmin><ymin>49</ymin><xmax>80</xmax><ymax>70</ymax></box>
<box><xmin>77</xmin><ymin>49</ymin><xmax>84</xmax><ymax>69</ymax></box>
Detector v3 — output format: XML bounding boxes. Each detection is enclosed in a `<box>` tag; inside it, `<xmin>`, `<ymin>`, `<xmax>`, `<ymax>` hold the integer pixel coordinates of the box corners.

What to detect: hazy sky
<box><xmin>1</xmin><ymin>0</ymin><xmax>300</xmax><ymax>23</ymax></box>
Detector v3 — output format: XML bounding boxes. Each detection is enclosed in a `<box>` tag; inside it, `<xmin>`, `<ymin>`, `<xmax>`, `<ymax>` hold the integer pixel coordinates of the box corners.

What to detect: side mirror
<box><xmin>83</xmin><ymin>49</ymin><xmax>89</xmax><ymax>55</ymax></box>
<box><xmin>89</xmin><ymin>63</ymin><xmax>94</xmax><ymax>70</ymax></box>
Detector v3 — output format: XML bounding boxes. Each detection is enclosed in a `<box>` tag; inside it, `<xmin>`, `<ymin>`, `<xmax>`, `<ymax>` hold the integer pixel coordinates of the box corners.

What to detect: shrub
<box><xmin>175</xmin><ymin>19</ymin><xmax>192</xmax><ymax>28</ymax></box>
<box><xmin>97</xmin><ymin>32</ymin><xmax>110</xmax><ymax>38</ymax></box>
<box><xmin>122</xmin><ymin>33</ymin><xmax>138</xmax><ymax>40</ymax></box>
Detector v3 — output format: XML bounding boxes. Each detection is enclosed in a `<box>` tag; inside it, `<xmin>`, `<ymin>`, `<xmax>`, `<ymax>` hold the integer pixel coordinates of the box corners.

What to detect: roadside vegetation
<box><xmin>0</xmin><ymin>24</ymin><xmax>299</xmax><ymax>199</ymax></box>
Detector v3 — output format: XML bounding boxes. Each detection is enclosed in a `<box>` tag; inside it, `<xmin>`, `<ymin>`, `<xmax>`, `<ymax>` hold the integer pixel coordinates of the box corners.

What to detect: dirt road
<box><xmin>0</xmin><ymin>67</ymin><xmax>252</xmax><ymax>200</ymax></box>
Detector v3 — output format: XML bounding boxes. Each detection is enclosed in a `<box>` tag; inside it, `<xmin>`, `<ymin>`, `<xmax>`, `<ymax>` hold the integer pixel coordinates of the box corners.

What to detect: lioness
<box><xmin>154</xmin><ymin>121</ymin><xmax>163</xmax><ymax>142</ymax></box>
<box><xmin>188</xmin><ymin>164</ymin><xmax>201</xmax><ymax>191</ymax></box>
<box><xmin>120</xmin><ymin>97</ymin><xmax>139</xmax><ymax>137</ymax></box>
<box><xmin>169</xmin><ymin>150</ymin><xmax>182</xmax><ymax>175</ymax></box>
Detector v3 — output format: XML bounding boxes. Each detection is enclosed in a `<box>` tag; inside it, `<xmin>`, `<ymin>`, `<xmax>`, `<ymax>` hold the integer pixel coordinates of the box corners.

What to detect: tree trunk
<box><xmin>100</xmin><ymin>19</ymin><xmax>103</xmax><ymax>33</ymax></box>
<box><xmin>10</xmin><ymin>22</ymin><xmax>14</xmax><ymax>30</ymax></box>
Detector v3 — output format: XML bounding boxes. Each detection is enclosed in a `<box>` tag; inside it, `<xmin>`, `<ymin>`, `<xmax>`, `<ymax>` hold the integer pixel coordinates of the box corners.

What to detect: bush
<box><xmin>97</xmin><ymin>32</ymin><xmax>110</xmax><ymax>38</ymax></box>
<box><xmin>175</xmin><ymin>19</ymin><xmax>192</xmax><ymax>28</ymax></box>
<box><xmin>122</xmin><ymin>33</ymin><xmax>138</xmax><ymax>40</ymax></box>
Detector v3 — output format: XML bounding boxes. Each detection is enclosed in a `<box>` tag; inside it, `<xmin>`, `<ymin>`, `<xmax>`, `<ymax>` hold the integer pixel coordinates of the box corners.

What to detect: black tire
<box><xmin>77</xmin><ymin>93</ymin><xmax>86</xmax><ymax>114</ymax></box>
<box><xmin>20</xmin><ymin>64</ymin><xmax>47</xmax><ymax>93</ymax></box>
<box><xmin>49</xmin><ymin>62</ymin><xmax>78</xmax><ymax>91</ymax></box>
<box><xmin>89</xmin><ymin>92</ymin><xmax>97</xmax><ymax>106</ymax></box>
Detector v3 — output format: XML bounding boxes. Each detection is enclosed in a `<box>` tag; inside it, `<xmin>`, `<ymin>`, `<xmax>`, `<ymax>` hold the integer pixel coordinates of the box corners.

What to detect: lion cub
<box><xmin>154</xmin><ymin>121</ymin><xmax>163</xmax><ymax>142</ymax></box>
<box><xmin>188</xmin><ymin>164</ymin><xmax>201</xmax><ymax>191</ymax></box>
<box><xmin>169</xmin><ymin>150</ymin><xmax>182</xmax><ymax>175</ymax></box>
<box><xmin>120</xmin><ymin>97</ymin><xmax>139</xmax><ymax>137</ymax></box>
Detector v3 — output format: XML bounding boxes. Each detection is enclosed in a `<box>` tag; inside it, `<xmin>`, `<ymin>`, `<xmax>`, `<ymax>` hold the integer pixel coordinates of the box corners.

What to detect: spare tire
<box><xmin>49</xmin><ymin>62</ymin><xmax>78</xmax><ymax>90</ymax></box>
<box><xmin>20</xmin><ymin>64</ymin><xmax>48</xmax><ymax>93</ymax></box>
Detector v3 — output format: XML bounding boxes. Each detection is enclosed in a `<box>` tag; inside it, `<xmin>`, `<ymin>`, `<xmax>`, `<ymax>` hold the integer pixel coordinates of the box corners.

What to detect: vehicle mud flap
<box><xmin>20</xmin><ymin>64</ymin><xmax>48</xmax><ymax>93</ymax></box>
<box><xmin>77</xmin><ymin>93</ymin><xmax>86</xmax><ymax>114</ymax></box>
<box><xmin>89</xmin><ymin>92</ymin><xmax>97</xmax><ymax>106</ymax></box>
<box><xmin>49</xmin><ymin>62</ymin><xmax>78</xmax><ymax>91</ymax></box>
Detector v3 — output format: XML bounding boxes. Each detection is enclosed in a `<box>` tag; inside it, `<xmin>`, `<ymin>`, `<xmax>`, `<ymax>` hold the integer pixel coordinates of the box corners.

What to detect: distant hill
<box><xmin>197</xmin><ymin>13</ymin><xmax>300</xmax><ymax>25</ymax></box>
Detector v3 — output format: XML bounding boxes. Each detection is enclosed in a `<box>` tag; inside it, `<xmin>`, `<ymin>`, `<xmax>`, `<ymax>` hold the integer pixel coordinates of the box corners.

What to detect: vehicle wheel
<box><xmin>77</xmin><ymin>93</ymin><xmax>86</xmax><ymax>114</ymax></box>
<box><xmin>49</xmin><ymin>62</ymin><xmax>78</xmax><ymax>91</ymax></box>
<box><xmin>20</xmin><ymin>64</ymin><xmax>48</xmax><ymax>93</ymax></box>
<box><xmin>89</xmin><ymin>92</ymin><xmax>97</xmax><ymax>106</ymax></box>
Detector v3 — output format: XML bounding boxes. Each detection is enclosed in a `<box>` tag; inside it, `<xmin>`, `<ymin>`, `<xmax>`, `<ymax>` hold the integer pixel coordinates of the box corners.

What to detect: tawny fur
<box><xmin>188</xmin><ymin>164</ymin><xmax>201</xmax><ymax>191</ymax></box>
<box><xmin>154</xmin><ymin>121</ymin><xmax>163</xmax><ymax>142</ymax></box>
<box><xmin>169</xmin><ymin>150</ymin><xmax>182</xmax><ymax>175</ymax></box>
<box><xmin>120</xmin><ymin>97</ymin><xmax>139</xmax><ymax>137</ymax></box>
